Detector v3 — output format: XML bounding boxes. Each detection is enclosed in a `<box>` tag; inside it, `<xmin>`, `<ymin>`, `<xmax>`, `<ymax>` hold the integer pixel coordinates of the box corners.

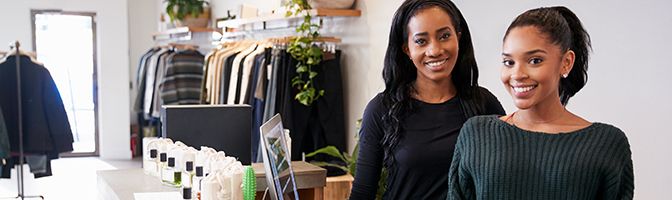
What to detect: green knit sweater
<box><xmin>448</xmin><ymin>115</ymin><xmax>634</xmax><ymax>200</ymax></box>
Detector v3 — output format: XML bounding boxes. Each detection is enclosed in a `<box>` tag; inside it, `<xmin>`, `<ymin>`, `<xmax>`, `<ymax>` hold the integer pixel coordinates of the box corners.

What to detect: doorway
<box><xmin>31</xmin><ymin>10</ymin><xmax>99</xmax><ymax>156</ymax></box>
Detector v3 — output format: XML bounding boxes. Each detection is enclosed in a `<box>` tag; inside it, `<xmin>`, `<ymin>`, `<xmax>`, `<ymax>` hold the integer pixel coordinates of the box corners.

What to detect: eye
<box><xmin>439</xmin><ymin>32</ymin><xmax>451</xmax><ymax>40</ymax></box>
<box><xmin>529</xmin><ymin>58</ymin><xmax>543</xmax><ymax>65</ymax></box>
<box><xmin>414</xmin><ymin>38</ymin><xmax>426</xmax><ymax>46</ymax></box>
<box><xmin>502</xmin><ymin>59</ymin><xmax>514</xmax><ymax>67</ymax></box>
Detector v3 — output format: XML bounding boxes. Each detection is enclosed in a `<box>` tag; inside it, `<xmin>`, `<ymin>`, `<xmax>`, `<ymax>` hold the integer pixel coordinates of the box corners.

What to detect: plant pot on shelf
<box><xmin>308</xmin><ymin>0</ymin><xmax>356</xmax><ymax>9</ymax></box>
<box><xmin>173</xmin><ymin>7</ymin><xmax>211</xmax><ymax>28</ymax></box>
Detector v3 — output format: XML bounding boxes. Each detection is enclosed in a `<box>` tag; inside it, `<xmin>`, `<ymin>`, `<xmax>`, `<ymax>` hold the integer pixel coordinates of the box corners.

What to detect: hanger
<box><xmin>0</xmin><ymin>47</ymin><xmax>42</xmax><ymax>65</ymax></box>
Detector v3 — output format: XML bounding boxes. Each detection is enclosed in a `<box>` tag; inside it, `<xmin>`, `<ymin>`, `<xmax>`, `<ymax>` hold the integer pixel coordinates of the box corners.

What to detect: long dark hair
<box><xmin>504</xmin><ymin>6</ymin><xmax>592</xmax><ymax>105</ymax></box>
<box><xmin>381</xmin><ymin>0</ymin><xmax>479</xmax><ymax>167</ymax></box>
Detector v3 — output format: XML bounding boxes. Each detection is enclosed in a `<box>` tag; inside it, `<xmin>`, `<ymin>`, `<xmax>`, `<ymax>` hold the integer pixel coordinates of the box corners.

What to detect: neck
<box><xmin>413</xmin><ymin>77</ymin><xmax>457</xmax><ymax>103</ymax></box>
<box><xmin>515</xmin><ymin>97</ymin><xmax>567</xmax><ymax>124</ymax></box>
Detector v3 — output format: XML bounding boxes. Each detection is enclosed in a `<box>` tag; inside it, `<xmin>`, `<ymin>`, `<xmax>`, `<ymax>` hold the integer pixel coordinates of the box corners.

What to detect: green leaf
<box><xmin>285</xmin><ymin>11</ymin><xmax>293</xmax><ymax>17</ymax></box>
<box><xmin>309</xmin><ymin>161</ymin><xmax>350</xmax><ymax>174</ymax></box>
<box><xmin>297</xmin><ymin>65</ymin><xmax>308</xmax><ymax>73</ymax></box>
<box><xmin>305</xmin><ymin>146</ymin><xmax>347</xmax><ymax>162</ymax></box>
<box><xmin>319</xmin><ymin>90</ymin><xmax>325</xmax><ymax>96</ymax></box>
<box><xmin>309</xmin><ymin>71</ymin><xmax>318</xmax><ymax>79</ymax></box>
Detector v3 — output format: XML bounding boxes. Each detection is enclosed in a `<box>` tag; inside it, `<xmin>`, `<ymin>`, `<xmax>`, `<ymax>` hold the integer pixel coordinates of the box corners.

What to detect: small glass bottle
<box><xmin>193</xmin><ymin>166</ymin><xmax>204</xmax><ymax>200</ymax></box>
<box><xmin>182</xmin><ymin>186</ymin><xmax>193</xmax><ymax>200</ymax></box>
<box><xmin>163</xmin><ymin>157</ymin><xmax>181</xmax><ymax>187</ymax></box>
<box><xmin>144</xmin><ymin>149</ymin><xmax>158</xmax><ymax>176</ymax></box>
<box><xmin>159</xmin><ymin>153</ymin><xmax>168</xmax><ymax>182</ymax></box>
<box><xmin>182</xmin><ymin>161</ymin><xmax>194</xmax><ymax>188</ymax></box>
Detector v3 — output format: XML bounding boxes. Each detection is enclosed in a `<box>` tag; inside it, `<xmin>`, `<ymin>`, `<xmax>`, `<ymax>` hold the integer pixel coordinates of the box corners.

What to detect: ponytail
<box><xmin>504</xmin><ymin>6</ymin><xmax>592</xmax><ymax>105</ymax></box>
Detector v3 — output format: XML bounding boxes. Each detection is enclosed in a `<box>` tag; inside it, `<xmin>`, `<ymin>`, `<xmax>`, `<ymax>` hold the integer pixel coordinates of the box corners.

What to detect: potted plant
<box><xmin>165</xmin><ymin>0</ymin><xmax>211</xmax><ymax>28</ymax></box>
<box><xmin>305</xmin><ymin>119</ymin><xmax>387</xmax><ymax>200</ymax></box>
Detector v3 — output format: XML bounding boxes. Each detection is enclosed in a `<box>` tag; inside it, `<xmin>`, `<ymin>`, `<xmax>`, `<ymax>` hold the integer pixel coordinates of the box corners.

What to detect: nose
<box><xmin>425</xmin><ymin>41</ymin><xmax>444</xmax><ymax>57</ymax></box>
<box><xmin>510</xmin><ymin>64</ymin><xmax>529</xmax><ymax>80</ymax></box>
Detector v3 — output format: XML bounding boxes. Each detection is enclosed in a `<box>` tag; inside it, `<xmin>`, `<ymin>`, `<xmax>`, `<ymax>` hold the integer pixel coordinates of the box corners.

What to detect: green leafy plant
<box><xmin>242</xmin><ymin>166</ymin><xmax>256</xmax><ymax>200</ymax></box>
<box><xmin>285</xmin><ymin>0</ymin><xmax>325</xmax><ymax>106</ymax></box>
<box><xmin>165</xmin><ymin>0</ymin><xmax>208</xmax><ymax>22</ymax></box>
<box><xmin>306</xmin><ymin>119</ymin><xmax>388</xmax><ymax>200</ymax></box>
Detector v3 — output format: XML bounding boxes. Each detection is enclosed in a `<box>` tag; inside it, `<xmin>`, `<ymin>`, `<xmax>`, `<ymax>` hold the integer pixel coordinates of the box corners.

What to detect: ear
<box><xmin>403</xmin><ymin>44</ymin><xmax>410</xmax><ymax>57</ymax></box>
<box><xmin>562</xmin><ymin>50</ymin><xmax>575</xmax><ymax>76</ymax></box>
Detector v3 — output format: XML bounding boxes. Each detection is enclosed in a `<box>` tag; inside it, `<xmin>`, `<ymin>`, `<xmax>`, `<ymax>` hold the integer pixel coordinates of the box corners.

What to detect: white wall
<box><xmin>0</xmin><ymin>0</ymin><xmax>131</xmax><ymax>159</ymax></box>
<box><xmin>128</xmin><ymin>0</ymin><xmax>161</xmax><ymax>124</ymax></box>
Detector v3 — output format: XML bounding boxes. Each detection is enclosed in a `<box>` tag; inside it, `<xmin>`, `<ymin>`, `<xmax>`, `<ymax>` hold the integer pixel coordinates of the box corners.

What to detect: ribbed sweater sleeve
<box><xmin>448</xmin><ymin>115</ymin><xmax>634</xmax><ymax>200</ymax></box>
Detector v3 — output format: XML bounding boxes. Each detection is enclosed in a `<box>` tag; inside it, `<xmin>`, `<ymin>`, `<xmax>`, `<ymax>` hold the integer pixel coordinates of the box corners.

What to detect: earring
<box><xmin>562</xmin><ymin>73</ymin><xmax>569</xmax><ymax>78</ymax></box>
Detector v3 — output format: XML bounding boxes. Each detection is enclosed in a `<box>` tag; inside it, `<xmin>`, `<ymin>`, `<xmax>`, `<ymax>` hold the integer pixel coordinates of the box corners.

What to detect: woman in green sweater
<box><xmin>448</xmin><ymin>6</ymin><xmax>634</xmax><ymax>200</ymax></box>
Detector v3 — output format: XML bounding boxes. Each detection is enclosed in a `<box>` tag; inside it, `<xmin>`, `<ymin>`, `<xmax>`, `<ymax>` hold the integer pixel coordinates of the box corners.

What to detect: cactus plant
<box><xmin>242</xmin><ymin>166</ymin><xmax>256</xmax><ymax>200</ymax></box>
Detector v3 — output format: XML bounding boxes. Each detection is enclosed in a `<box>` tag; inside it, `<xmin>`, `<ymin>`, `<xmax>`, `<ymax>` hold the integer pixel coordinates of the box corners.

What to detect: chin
<box><xmin>512</xmin><ymin>99</ymin><xmax>535</xmax><ymax>110</ymax></box>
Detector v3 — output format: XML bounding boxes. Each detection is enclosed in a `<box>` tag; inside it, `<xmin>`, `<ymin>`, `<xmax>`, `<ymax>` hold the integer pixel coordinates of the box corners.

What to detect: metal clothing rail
<box><xmin>0</xmin><ymin>41</ymin><xmax>45</xmax><ymax>200</ymax></box>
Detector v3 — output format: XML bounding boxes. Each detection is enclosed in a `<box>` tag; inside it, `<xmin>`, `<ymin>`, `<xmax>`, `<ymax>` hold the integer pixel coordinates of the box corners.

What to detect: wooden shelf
<box><xmin>217</xmin><ymin>8</ymin><xmax>361</xmax><ymax>28</ymax></box>
<box><xmin>152</xmin><ymin>27</ymin><xmax>221</xmax><ymax>41</ymax></box>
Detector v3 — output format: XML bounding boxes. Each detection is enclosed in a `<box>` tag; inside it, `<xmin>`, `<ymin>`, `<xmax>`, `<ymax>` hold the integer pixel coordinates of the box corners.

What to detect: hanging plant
<box><xmin>165</xmin><ymin>0</ymin><xmax>209</xmax><ymax>22</ymax></box>
<box><xmin>285</xmin><ymin>0</ymin><xmax>324</xmax><ymax>106</ymax></box>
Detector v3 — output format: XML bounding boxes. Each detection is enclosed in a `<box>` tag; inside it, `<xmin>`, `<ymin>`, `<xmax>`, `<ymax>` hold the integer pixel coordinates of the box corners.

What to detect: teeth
<box><xmin>426</xmin><ymin>59</ymin><xmax>446</xmax><ymax>67</ymax></box>
<box><xmin>513</xmin><ymin>86</ymin><xmax>535</xmax><ymax>93</ymax></box>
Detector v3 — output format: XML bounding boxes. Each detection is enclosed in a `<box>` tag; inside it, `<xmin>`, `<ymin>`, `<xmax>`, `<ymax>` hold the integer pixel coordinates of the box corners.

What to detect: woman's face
<box><xmin>404</xmin><ymin>6</ymin><xmax>460</xmax><ymax>84</ymax></box>
<box><xmin>501</xmin><ymin>26</ymin><xmax>574</xmax><ymax>109</ymax></box>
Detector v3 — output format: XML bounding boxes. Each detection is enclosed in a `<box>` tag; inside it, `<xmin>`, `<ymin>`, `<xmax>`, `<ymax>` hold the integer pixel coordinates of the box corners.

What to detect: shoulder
<box><xmin>465</xmin><ymin>86</ymin><xmax>506</xmax><ymax>115</ymax></box>
<box><xmin>590</xmin><ymin>123</ymin><xmax>631</xmax><ymax>147</ymax></box>
<box><xmin>363</xmin><ymin>93</ymin><xmax>387</xmax><ymax>116</ymax></box>
<box><xmin>460</xmin><ymin>115</ymin><xmax>502</xmax><ymax>136</ymax></box>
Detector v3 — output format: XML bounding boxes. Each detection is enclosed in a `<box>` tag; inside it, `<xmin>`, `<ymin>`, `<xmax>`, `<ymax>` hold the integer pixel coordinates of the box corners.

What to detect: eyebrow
<box><xmin>501</xmin><ymin>49</ymin><xmax>548</xmax><ymax>57</ymax></box>
<box><xmin>413</xmin><ymin>26</ymin><xmax>452</xmax><ymax>37</ymax></box>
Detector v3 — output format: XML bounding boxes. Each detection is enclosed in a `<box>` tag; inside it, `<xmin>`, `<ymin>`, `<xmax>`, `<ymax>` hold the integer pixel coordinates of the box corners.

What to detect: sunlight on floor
<box><xmin>0</xmin><ymin>157</ymin><xmax>140</xmax><ymax>199</ymax></box>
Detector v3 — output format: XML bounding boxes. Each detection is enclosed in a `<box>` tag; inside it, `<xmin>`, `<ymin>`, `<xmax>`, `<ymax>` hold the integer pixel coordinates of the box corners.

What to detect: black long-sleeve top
<box><xmin>351</xmin><ymin>88</ymin><xmax>505</xmax><ymax>200</ymax></box>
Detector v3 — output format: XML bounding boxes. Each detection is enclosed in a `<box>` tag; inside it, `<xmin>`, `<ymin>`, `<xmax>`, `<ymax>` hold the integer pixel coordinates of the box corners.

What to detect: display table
<box><xmin>97</xmin><ymin>161</ymin><xmax>326</xmax><ymax>200</ymax></box>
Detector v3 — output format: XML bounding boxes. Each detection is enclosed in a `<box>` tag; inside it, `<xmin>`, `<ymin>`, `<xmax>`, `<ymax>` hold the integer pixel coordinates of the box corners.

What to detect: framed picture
<box><xmin>259</xmin><ymin>114</ymin><xmax>299</xmax><ymax>200</ymax></box>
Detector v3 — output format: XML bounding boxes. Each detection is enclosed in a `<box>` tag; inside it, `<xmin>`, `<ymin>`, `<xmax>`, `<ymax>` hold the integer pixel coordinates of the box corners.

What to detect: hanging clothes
<box><xmin>196</xmin><ymin>39</ymin><xmax>346</xmax><ymax>165</ymax></box>
<box><xmin>0</xmin><ymin>55</ymin><xmax>74</xmax><ymax>178</ymax></box>
<box><xmin>0</xmin><ymin>105</ymin><xmax>9</xmax><ymax>159</ymax></box>
<box><xmin>160</xmin><ymin>49</ymin><xmax>205</xmax><ymax>105</ymax></box>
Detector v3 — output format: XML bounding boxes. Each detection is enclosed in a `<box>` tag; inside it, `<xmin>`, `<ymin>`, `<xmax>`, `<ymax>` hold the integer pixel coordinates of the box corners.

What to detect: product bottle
<box><xmin>159</xmin><ymin>153</ymin><xmax>168</xmax><ymax>182</ymax></box>
<box><xmin>182</xmin><ymin>161</ymin><xmax>194</xmax><ymax>188</ymax></box>
<box><xmin>163</xmin><ymin>157</ymin><xmax>181</xmax><ymax>187</ymax></box>
<box><xmin>144</xmin><ymin>149</ymin><xmax>158</xmax><ymax>176</ymax></box>
<box><xmin>193</xmin><ymin>166</ymin><xmax>204</xmax><ymax>200</ymax></box>
<box><xmin>182</xmin><ymin>186</ymin><xmax>193</xmax><ymax>200</ymax></box>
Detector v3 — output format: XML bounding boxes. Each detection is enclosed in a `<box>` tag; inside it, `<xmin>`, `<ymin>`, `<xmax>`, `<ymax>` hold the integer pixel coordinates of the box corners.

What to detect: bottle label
<box><xmin>163</xmin><ymin>168</ymin><xmax>174</xmax><ymax>182</ymax></box>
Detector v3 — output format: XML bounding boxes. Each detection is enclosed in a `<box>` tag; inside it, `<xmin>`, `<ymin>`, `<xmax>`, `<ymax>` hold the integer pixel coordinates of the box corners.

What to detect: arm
<box><xmin>479</xmin><ymin>87</ymin><xmax>506</xmax><ymax>115</ymax></box>
<box><xmin>447</xmin><ymin>121</ymin><xmax>476</xmax><ymax>200</ymax></box>
<box><xmin>350</xmin><ymin>97</ymin><xmax>385</xmax><ymax>200</ymax></box>
<box><xmin>601</xmin><ymin>131</ymin><xmax>634</xmax><ymax>200</ymax></box>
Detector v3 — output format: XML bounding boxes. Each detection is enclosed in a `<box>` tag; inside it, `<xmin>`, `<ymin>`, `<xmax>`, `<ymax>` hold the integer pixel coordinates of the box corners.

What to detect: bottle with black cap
<box><xmin>182</xmin><ymin>161</ymin><xmax>194</xmax><ymax>188</ymax></box>
<box><xmin>182</xmin><ymin>186</ymin><xmax>193</xmax><ymax>200</ymax></box>
<box><xmin>159</xmin><ymin>152</ymin><xmax>168</xmax><ymax>183</ymax></box>
<box><xmin>143</xmin><ymin>149</ymin><xmax>158</xmax><ymax>176</ymax></box>
<box><xmin>193</xmin><ymin>166</ymin><xmax>204</xmax><ymax>200</ymax></box>
<box><xmin>163</xmin><ymin>157</ymin><xmax>181</xmax><ymax>187</ymax></box>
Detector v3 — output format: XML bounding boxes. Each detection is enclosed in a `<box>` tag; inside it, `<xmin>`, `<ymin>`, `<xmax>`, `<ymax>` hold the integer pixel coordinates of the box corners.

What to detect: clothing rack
<box><xmin>0</xmin><ymin>41</ymin><xmax>44</xmax><ymax>199</ymax></box>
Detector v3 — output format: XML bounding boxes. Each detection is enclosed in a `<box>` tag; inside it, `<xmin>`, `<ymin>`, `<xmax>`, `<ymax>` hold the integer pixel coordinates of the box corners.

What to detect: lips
<box><xmin>424</xmin><ymin>58</ymin><xmax>448</xmax><ymax>71</ymax></box>
<box><xmin>510</xmin><ymin>84</ymin><xmax>537</xmax><ymax>98</ymax></box>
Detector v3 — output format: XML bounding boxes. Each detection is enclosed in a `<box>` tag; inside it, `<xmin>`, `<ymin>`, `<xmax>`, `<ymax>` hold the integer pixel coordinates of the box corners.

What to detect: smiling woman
<box><xmin>448</xmin><ymin>6</ymin><xmax>634</xmax><ymax>200</ymax></box>
<box><xmin>349</xmin><ymin>0</ymin><xmax>505</xmax><ymax>199</ymax></box>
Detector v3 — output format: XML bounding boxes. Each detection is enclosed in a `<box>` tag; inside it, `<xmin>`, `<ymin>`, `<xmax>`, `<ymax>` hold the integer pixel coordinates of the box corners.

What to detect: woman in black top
<box><xmin>350</xmin><ymin>0</ymin><xmax>505</xmax><ymax>199</ymax></box>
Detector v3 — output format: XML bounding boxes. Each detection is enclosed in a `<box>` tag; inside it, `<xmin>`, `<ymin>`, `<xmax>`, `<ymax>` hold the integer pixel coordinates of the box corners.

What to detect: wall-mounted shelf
<box><xmin>153</xmin><ymin>27</ymin><xmax>222</xmax><ymax>41</ymax></box>
<box><xmin>217</xmin><ymin>8</ymin><xmax>361</xmax><ymax>29</ymax></box>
